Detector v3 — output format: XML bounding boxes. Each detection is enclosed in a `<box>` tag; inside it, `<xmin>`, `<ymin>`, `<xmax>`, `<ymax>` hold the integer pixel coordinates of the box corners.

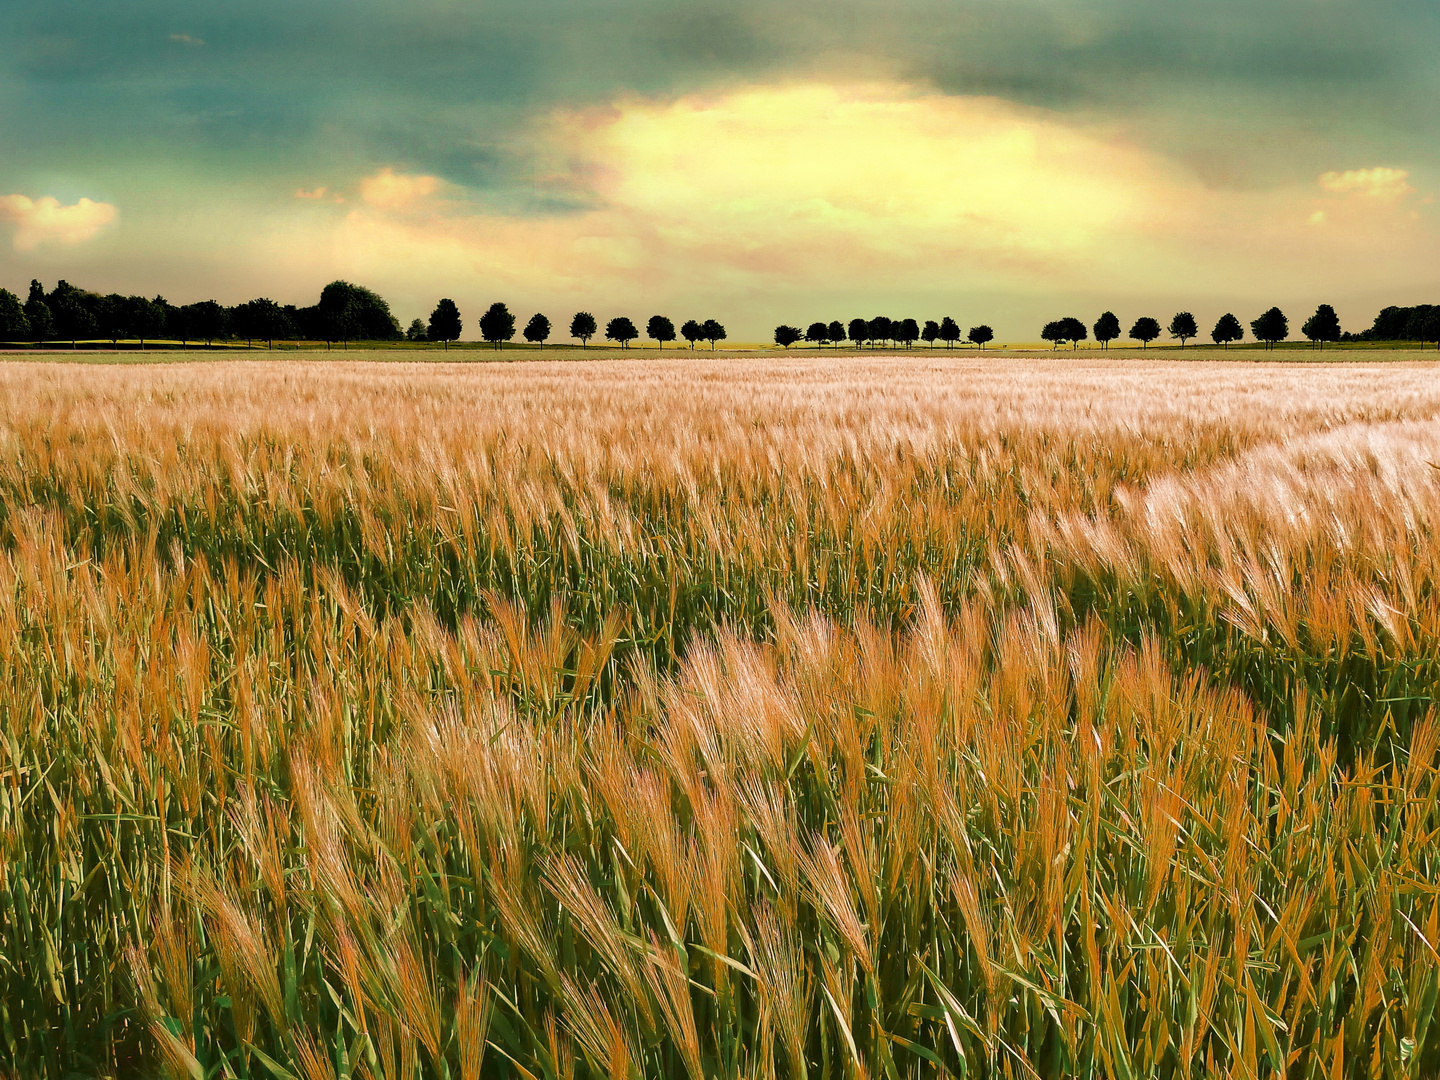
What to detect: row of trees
<box><xmin>1038</xmin><ymin>305</ymin><xmax>1350</xmax><ymax>351</ymax></box>
<box><xmin>416</xmin><ymin>300</ymin><xmax>731</xmax><ymax>350</ymax></box>
<box><xmin>773</xmin><ymin>317</ymin><xmax>996</xmax><ymax>350</ymax></box>
<box><xmin>0</xmin><ymin>280</ymin><xmax>402</xmax><ymax>348</ymax></box>
<box><xmin>8</xmin><ymin>281</ymin><xmax>1436</xmax><ymax>353</ymax></box>
<box><xmin>1360</xmin><ymin>304</ymin><xmax>1440</xmax><ymax>346</ymax></box>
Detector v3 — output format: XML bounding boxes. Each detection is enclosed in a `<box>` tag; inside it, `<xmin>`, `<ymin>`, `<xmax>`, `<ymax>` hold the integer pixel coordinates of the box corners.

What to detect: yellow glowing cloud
<box><xmin>257</xmin><ymin>81</ymin><xmax>1435</xmax><ymax>314</ymax></box>
<box><xmin>359</xmin><ymin>168</ymin><xmax>441</xmax><ymax>211</ymax></box>
<box><xmin>0</xmin><ymin>194</ymin><xmax>118</xmax><ymax>251</ymax></box>
<box><xmin>1318</xmin><ymin>167</ymin><xmax>1413</xmax><ymax>199</ymax></box>
<box><xmin>555</xmin><ymin>84</ymin><xmax>1166</xmax><ymax>273</ymax></box>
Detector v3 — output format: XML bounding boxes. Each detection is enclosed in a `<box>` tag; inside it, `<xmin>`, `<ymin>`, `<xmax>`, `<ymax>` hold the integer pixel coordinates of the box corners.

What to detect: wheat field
<box><xmin>3</xmin><ymin>356</ymin><xmax>1439</xmax><ymax>1079</ymax></box>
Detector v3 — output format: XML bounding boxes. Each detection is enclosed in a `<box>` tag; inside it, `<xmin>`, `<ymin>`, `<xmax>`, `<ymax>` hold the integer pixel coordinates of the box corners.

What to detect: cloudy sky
<box><xmin>1</xmin><ymin>0</ymin><xmax>1436</xmax><ymax>340</ymax></box>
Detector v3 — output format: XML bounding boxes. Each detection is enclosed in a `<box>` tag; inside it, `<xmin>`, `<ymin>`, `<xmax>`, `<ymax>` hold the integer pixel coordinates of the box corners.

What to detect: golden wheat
<box><xmin>1</xmin><ymin>356</ymin><xmax>1438</xmax><ymax>1078</ymax></box>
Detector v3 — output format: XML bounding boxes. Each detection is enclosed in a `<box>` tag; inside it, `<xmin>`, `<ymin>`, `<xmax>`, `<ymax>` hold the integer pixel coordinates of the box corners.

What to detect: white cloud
<box><xmin>1318</xmin><ymin>167</ymin><xmax>1413</xmax><ymax>199</ymax></box>
<box><xmin>359</xmin><ymin>168</ymin><xmax>440</xmax><ymax>211</ymax></box>
<box><xmin>168</xmin><ymin>33</ymin><xmax>205</xmax><ymax>46</ymax></box>
<box><xmin>0</xmin><ymin>194</ymin><xmax>118</xmax><ymax>251</ymax></box>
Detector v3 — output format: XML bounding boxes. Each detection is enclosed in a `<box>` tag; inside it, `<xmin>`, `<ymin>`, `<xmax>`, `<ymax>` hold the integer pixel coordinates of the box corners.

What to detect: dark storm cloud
<box><xmin>1</xmin><ymin>0</ymin><xmax>1435</xmax><ymax>194</ymax></box>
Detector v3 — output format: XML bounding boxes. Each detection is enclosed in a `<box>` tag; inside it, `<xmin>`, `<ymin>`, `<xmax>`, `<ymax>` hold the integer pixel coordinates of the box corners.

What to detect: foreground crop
<box><xmin>2</xmin><ymin>357</ymin><xmax>1439</xmax><ymax>1079</ymax></box>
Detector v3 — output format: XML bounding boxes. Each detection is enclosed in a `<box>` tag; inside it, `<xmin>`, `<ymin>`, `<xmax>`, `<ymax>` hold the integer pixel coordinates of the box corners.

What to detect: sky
<box><xmin>1</xmin><ymin>0</ymin><xmax>1437</xmax><ymax>342</ymax></box>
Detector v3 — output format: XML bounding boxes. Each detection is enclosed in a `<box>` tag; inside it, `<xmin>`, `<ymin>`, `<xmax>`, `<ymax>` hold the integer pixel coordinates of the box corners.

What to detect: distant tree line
<box><xmin>772</xmin><ymin>316</ymin><xmax>995</xmax><ymax>351</ymax></box>
<box><xmin>409</xmin><ymin>300</ymin><xmax>730</xmax><ymax>352</ymax></box>
<box><xmin>1348</xmin><ymin>304</ymin><xmax>1440</xmax><ymax>348</ymax></box>
<box><xmin>1036</xmin><ymin>304</ymin><xmax>1363</xmax><ymax>351</ymax></box>
<box><xmin>5</xmin><ymin>281</ymin><xmax>1436</xmax><ymax>355</ymax></box>
<box><xmin>0</xmin><ymin>279</ymin><xmax>402</xmax><ymax>349</ymax></box>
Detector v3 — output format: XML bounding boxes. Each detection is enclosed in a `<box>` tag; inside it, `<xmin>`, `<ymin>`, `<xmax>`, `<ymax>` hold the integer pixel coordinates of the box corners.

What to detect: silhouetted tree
<box><xmin>524</xmin><ymin>313</ymin><xmax>552</xmax><ymax>346</ymax></box>
<box><xmin>92</xmin><ymin>293</ymin><xmax>127</xmax><ymax>346</ymax></box>
<box><xmin>922</xmin><ymin>320</ymin><xmax>940</xmax><ymax>348</ymax></box>
<box><xmin>968</xmin><ymin>325</ymin><xmax>993</xmax><ymax>351</ymax></box>
<box><xmin>319</xmin><ymin>280</ymin><xmax>401</xmax><ymax>344</ymax></box>
<box><xmin>1211</xmin><ymin>313</ymin><xmax>1243</xmax><ymax>348</ymax></box>
<box><xmin>680</xmin><ymin>319</ymin><xmax>702</xmax><ymax>349</ymax></box>
<box><xmin>897</xmin><ymin>318</ymin><xmax>920</xmax><ymax>349</ymax></box>
<box><xmin>1250</xmin><ymin>307</ymin><xmax>1288</xmax><ymax>350</ymax></box>
<box><xmin>774</xmin><ymin>325</ymin><xmax>803</xmax><ymax>348</ymax></box>
<box><xmin>868</xmin><ymin>316</ymin><xmax>893</xmax><ymax>348</ymax></box>
<box><xmin>806</xmin><ymin>322</ymin><xmax>829</xmax><ymax>346</ymax></box>
<box><xmin>480</xmin><ymin>302</ymin><xmax>516</xmax><ymax>350</ymax></box>
<box><xmin>571</xmin><ymin>311</ymin><xmax>598</xmax><ymax>348</ymax></box>
<box><xmin>189</xmin><ymin>301</ymin><xmax>228</xmax><ymax>347</ymax></box>
<box><xmin>646</xmin><ymin>315</ymin><xmax>675</xmax><ymax>351</ymax></box>
<box><xmin>1094</xmin><ymin>311</ymin><xmax>1121</xmax><ymax>350</ymax></box>
<box><xmin>0</xmin><ymin>289</ymin><xmax>28</xmax><ymax>341</ymax></box>
<box><xmin>1063</xmin><ymin>317</ymin><xmax>1088</xmax><ymax>349</ymax></box>
<box><xmin>428</xmin><ymin>299</ymin><xmax>463</xmax><ymax>350</ymax></box>
<box><xmin>848</xmin><ymin>318</ymin><xmax>869</xmax><ymax>349</ymax></box>
<box><xmin>702</xmin><ymin>319</ymin><xmax>726</xmax><ymax>349</ymax></box>
<box><xmin>52</xmin><ymin>288</ymin><xmax>98</xmax><ymax>348</ymax></box>
<box><xmin>1422</xmin><ymin>315</ymin><xmax>1440</xmax><ymax>351</ymax></box>
<box><xmin>827</xmin><ymin>320</ymin><xmax>845</xmax><ymax>345</ymax></box>
<box><xmin>1041</xmin><ymin>321</ymin><xmax>1064</xmax><ymax>349</ymax></box>
<box><xmin>940</xmin><ymin>317</ymin><xmax>961</xmax><ymax>349</ymax></box>
<box><xmin>24</xmin><ymin>281</ymin><xmax>53</xmax><ymax>342</ymax></box>
<box><xmin>1301</xmin><ymin>303</ymin><xmax>1341</xmax><ymax>349</ymax></box>
<box><xmin>606</xmin><ymin>316</ymin><xmax>638</xmax><ymax>348</ymax></box>
<box><xmin>1130</xmin><ymin>316</ymin><xmax>1161</xmax><ymax>348</ymax></box>
<box><xmin>406</xmin><ymin>319</ymin><xmax>427</xmax><ymax>342</ymax></box>
<box><xmin>1168</xmin><ymin>311</ymin><xmax>1198</xmax><ymax>348</ymax></box>
<box><xmin>250</xmin><ymin>299</ymin><xmax>290</xmax><ymax>349</ymax></box>
<box><xmin>124</xmin><ymin>296</ymin><xmax>164</xmax><ymax>349</ymax></box>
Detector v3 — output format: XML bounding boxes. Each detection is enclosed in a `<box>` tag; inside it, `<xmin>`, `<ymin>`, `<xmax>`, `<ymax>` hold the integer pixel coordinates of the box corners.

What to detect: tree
<box><xmin>646</xmin><ymin>315</ymin><xmax>675</xmax><ymax>351</ymax></box>
<box><xmin>479</xmin><ymin>302</ymin><xmax>516</xmax><ymax>350</ymax></box>
<box><xmin>1168</xmin><ymin>311</ymin><xmax>1198</xmax><ymax>348</ymax></box>
<box><xmin>897</xmin><ymin>318</ymin><xmax>920</xmax><ymax>349</ymax></box>
<box><xmin>1301</xmin><ymin>304</ymin><xmax>1341</xmax><ymax>349</ymax></box>
<box><xmin>232</xmin><ymin>300</ymin><xmax>265</xmax><ymax>348</ymax></box>
<box><xmin>428</xmin><ymin>299</ymin><xmax>463</xmax><ymax>350</ymax></box>
<box><xmin>1211</xmin><ymin>313</ymin><xmax>1244</xmax><ymax>348</ymax></box>
<box><xmin>525</xmin><ymin>313</ymin><xmax>552</xmax><ymax>346</ymax></box>
<box><xmin>24</xmin><ymin>281</ymin><xmax>54</xmax><ymax>342</ymax></box>
<box><xmin>189</xmin><ymin>301</ymin><xmax>228</xmax><ymax>346</ymax></box>
<box><xmin>318</xmin><ymin>280</ymin><xmax>402</xmax><ymax>344</ymax></box>
<box><xmin>124</xmin><ymin>296</ymin><xmax>164</xmax><ymax>349</ymax></box>
<box><xmin>1130</xmin><ymin>316</ymin><xmax>1161</xmax><ymax>348</ymax></box>
<box><xmin>806</xmin><ymin>322</ymin><xmax>829</xmax><ymax>347</ymax></box>
<box><xmin>868</xmin><ymin>316</ymin><xmax>893</xmax><ymax>348</ymax></box>
<box><xmin>52</xmin><ymin>292</ymin><xmax>98</xmax><ymax>348</ymax></box>
<box><xmin>680</xmin><ymin>319</ymin><xmax>702</xmax><ymax>349</ymax></box>
<box><xmin>1250</xmin><ymin>307</ymin><xmax>1288</xmax><ymax>350</ymax></box>
<box><xmin>571</xmin><ymin>311</ymin><xmax>598</xmax><ymax>348</ymax></box>
<box><xmin>0</xmin><ymin>289</ymin><xmax>28</xmax><ymax>341</ymax></box>
<box><xmin>1041</xmin><ymin>321</ymin><xmax>1064</xmax><ymax>349</ymax></box>
<box><xmin>1059</xmin><ymin>316</ymin><xmax>1088</xmax><ymax>349</ymax></box>
<box><xmin>774</xmin><ymin>325</ymin><xmax>803</xmax><ymax>348</ymax></box>
<box><xmin>922</xmin><ymin>320</ymin><xmax>940</xmax><ymax>348</ymax></box>
<box><xmin>1093</xmin><ymin>311</ymin><xmax>1121</xmax><ymax>350</ymax></box>
<box><xmin>848</xmin><ymin>318</ymin><xmax>869</xmax><ymax>349</ymax></box>
<box><xmin>406</xmin><ymin>319</ymin><xmax>427</xmax><ymax>342</ymax></box>
<box><xmin>940</xmin><ymin>317</ymin><xmax>962</xmax><ymax>349</ymax></box>
<box><xmin>94</xmin><ymin>294</ymin><xmax>126</xmax><ymax>346</ymax></box>
<box><xmin>968</xmin><ymin>325</ymin><xmax>993</xmax><ymax>351</ymax></box>
<box><xmin>827</xmin><ymin>320</ymin><xmax>845</xmax><ymax>345</ymax></box>
<box><xmin>606</xmin><ymin>316</ymin><xmax>638</xmax><ymax>348</ymax></box>
<box><xmin>1423</xmin><ymin>315</ymin><xmax>1440</xmax><ymax>351</ymax></box>
<box><xmin>702</xmin><ymin>319</ymin><xmax>726</xmax><ymax>349</ymax></box>
<box><xmin>242</xmin><ymin>298</ymin><xmax>290</xmax><ymax>349</ymax></box>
